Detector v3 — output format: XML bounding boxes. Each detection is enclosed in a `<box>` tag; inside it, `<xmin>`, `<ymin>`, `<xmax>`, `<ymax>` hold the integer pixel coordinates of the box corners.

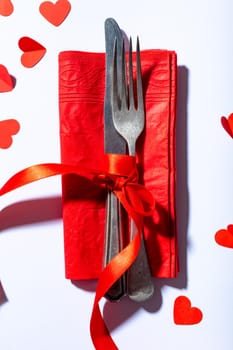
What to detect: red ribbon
<box><xmin>0</xmin><ymin>154</ymin><xmax>154</xmax><ymax>350</ymax></box>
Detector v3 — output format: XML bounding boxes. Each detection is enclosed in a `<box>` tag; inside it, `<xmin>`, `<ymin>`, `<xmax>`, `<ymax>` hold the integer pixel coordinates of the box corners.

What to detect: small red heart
<box><xmin>221</xmin><ymin>113</ymin><xmax>233</xmax><ymax>138</ymax></box>
<box><xmin>0</xmin><ymin>0</ymin><xmax>14</xmax><ymax>16</ymax></box>
<box><xmin>215</xmin><ymin>224</ymin><xmax>233</xmax><ymax>248</ymax></box>
<box><xmin>39</xmin><ymin>0</ymin><xmax>71</xmax><ymax>26</ymax></box>
<box><xmin>0</xmin><ymin>119</ymin><xmax>20</xmax><ymax>149</ymax></box>
<box><xmin>173</xmin><ymin>296</ymin><xmax>203</xmax><ymax>325</ymax></box>
<box><xmin>0</xmin><ymin>64</ymin><xmax>14</xmax><ymax>92</ymax></box>
<box><xmin>18</xmin><ymin>37</ymin><xmax>46</xmax><ymax>68</ymax></box>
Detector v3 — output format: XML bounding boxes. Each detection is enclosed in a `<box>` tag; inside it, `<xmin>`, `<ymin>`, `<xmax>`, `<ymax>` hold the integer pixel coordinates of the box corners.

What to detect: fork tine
<box><xmin>120</xmin><ymin>39</ymin><xmax>127</xmax><ymax>110</ymax></box>
<box><xmin>136</xmin><ymin>37</ymin><xmax>144</xmax><ymax>111</ymax></box>
<box><xmin>128</xmin><ymin>37</ymin><xmax>134</xmax><ymax>109</ymax></box>
<box><xmin>112</xmin><ymin>38</ymin><xmax>128</xmax><ymax>111</ymax></box>
<box><xmin>112</xmin><ymin>38</ymin><xmax>118</xmax><ymax>112</ymax></box>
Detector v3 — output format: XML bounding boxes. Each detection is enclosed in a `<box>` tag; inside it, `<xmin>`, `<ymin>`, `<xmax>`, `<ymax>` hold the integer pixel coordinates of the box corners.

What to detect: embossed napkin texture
<box><xmin>59</xmin><ymin>49</ymin><xmax>178</xmax><ymax>280</ymax></box>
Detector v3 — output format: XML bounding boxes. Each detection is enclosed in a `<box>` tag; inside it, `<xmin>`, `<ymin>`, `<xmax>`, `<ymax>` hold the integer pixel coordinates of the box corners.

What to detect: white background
<box><xmin>0</xmin><ymin>1</ymin><xmax>233</xmax><ymax>349</ymax></box>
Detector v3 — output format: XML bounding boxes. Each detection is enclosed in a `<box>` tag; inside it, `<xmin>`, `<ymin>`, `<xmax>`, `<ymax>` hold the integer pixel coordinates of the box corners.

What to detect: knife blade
<box><xmin>103</xmin><ymin>18</ymin><xmax>126</xmax><ymax>301</ymax></box>
<box><xmin>104</xmin><ymin>18</ymin><xmax>125</xmax><ymax>154</ymax></box>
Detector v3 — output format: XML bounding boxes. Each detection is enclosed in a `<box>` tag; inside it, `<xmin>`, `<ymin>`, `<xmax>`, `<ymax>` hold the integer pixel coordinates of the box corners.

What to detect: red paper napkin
<box><xmin>59</xmin><ymin>49</ymin><xmax>178</xmax><ymax>280</ymax></box>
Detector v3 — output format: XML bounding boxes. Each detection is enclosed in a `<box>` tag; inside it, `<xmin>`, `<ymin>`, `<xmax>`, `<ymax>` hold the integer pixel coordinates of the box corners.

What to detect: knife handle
<box><xmin>103</xmin><ymin>190</ymin><xmax>126</xmax><ymax>301</ymax></box>
<box><xmin>127</xmin><ymin>220</ymin><xmax>154</xmax><ymax>302</ymax></box>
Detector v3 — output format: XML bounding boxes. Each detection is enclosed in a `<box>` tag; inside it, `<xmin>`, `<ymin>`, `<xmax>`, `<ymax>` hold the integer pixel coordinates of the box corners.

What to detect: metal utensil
<box><xmin>111</xmin><ymin>37</ymin><xmax>154</xmax><ymax>302</ymax></box>
<box><xmin>103</xmin><ymin>18</ymin><xmax>126</xmax><ymax>301</ymax></box>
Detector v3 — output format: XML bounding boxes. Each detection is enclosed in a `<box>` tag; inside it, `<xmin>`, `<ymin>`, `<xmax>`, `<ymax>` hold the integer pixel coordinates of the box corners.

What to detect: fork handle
<box><xmin>103</xmin><ymin>190</ymin><xmax>126</xmax><ymax>301</ymax></box>
<box><xmin>127</xmin><ymin>220</ymin><xmax>154</xmax><ymax>302</ymax></box>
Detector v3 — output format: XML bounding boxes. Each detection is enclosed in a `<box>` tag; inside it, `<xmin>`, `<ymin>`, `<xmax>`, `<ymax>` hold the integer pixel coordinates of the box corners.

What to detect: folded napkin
<box><xmin>58</xmin><ymin>49</ymin><xmax>178</xmax><ymax>280</ymax></box>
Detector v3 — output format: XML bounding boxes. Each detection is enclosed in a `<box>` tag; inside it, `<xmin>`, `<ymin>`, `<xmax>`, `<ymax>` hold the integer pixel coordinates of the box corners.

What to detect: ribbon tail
<box><xmin>90</xmin><ymin>303</ymin><xmax>118</xmax><ymax>350</ymax></box>
<box><xmin>90</xmin><ymin>232</ymin><xmax>141</xmax><ymax>350</ymax></box>
<box><xmin>0</xmin><ymin>163</ymin><xmax>84</xmax><ymax>196</ymax></box>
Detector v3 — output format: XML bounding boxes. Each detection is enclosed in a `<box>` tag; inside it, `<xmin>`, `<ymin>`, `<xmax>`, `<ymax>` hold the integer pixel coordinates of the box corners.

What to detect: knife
<box><xmin>103</xmin><ymin>18</ymin><xmax>126</xmax><ymax>301</ymax></box>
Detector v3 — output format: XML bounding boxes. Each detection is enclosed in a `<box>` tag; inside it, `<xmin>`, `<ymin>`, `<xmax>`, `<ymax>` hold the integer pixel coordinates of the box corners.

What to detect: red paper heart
<box><xmin>0</xmin><ymin>0</ymin><xmax>14</xmax><ymax>16</ymax></box>
<box><xmin>0</xmin><ymin>119</ymin><xmax>20</xmax><ymax>149</ymax></box>
<box><xmin>39</xmin><ymin>0</ymin><xmax>71</xmax><ymax>26</ymax></box>
<box><xmin>215</xmin><ymin>224</ymin><xmax>233</xmax><ymax>248</ymax></box>
<box><xmin>173</xmin><ymin>296</ymin><xmax>203</xmax><ymax>325</ymax></box>
<box><xmin>221</xmin><ymin>113</ymin><xmax>233</xmax><ymax>138</ymax></box>
<box><xmin>0</xmin><ymin>64</ymin><xmax>14</xmax><ymax>92</ymax></box>
<box><xmin>18</xmin><ymin>37</ymin><xmax>46</xmax><ymax>68</ymax></box>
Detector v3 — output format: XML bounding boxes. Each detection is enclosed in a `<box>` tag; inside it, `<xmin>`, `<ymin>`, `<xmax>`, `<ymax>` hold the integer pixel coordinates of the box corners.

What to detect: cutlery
<box><xmin>103</xmin><ymin>18</ymin><xmax>126</xmax><ymax>301</ymax></box>
<box><xmin>111</xmin><ymin>37</ymin><xmax>154</xmax><ymax>302</ymax></box>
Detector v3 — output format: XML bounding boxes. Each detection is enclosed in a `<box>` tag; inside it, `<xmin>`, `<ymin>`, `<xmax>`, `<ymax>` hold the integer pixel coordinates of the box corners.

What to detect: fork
<box><xmin>111</xmin><ymin>37</ymin><xmax>154</xmax><ymax>302</ymax></box>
